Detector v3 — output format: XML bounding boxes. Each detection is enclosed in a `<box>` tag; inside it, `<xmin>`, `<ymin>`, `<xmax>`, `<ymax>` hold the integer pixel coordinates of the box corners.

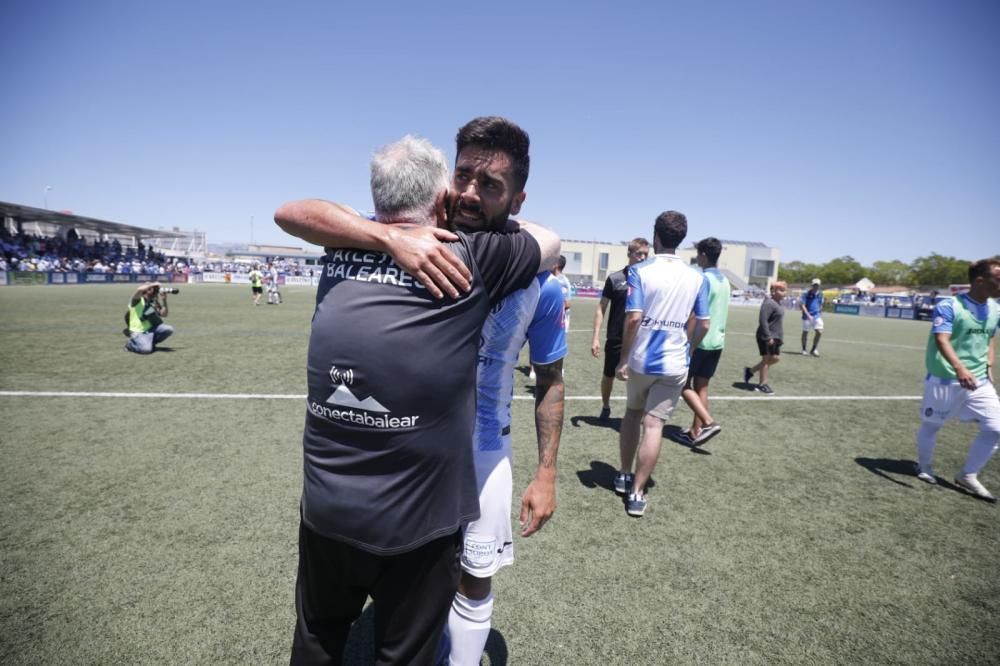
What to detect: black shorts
<box><xmin>252</xmin><ymin>286</ymin><xmax>263</xmax><ymax>294</ymax></box>
<box><xmin>689</xmin><ymin>348</ymin><xmax>723</xmax><ymax>381</ymax></box>
<box><xmin>603</xmin><ymin>341</ymin><xmax>622</xmax><ymax>378</ymax></box>
<box><xmin>756</xmin><ymin>337</ymin><xmax>783</xmax><ymax>357</ymax></box>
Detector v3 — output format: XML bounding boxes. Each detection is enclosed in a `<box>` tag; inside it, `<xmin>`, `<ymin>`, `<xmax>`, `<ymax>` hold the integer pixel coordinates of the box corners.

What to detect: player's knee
<box><xmin>981</xmin><ymin>417</ymin><xmax>1000</xmax><ymax>440</ymax></box>
<box><xmin>458</xmin><ymin>573</ymin><xmax>492</xmax><ymax>600</ymax></box>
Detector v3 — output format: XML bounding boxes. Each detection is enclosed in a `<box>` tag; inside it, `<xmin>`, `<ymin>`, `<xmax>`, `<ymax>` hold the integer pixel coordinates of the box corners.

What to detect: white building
<box><xmin>560</xmin><ymin>238</ymin><xmax>780</xmax><ymax>290</ymax></box>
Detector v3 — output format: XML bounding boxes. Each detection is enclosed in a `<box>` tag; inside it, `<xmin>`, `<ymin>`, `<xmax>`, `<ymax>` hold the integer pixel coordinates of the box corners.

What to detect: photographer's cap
<box><xmin>811</xmin><ymin>278</ymin><xmax>822</xmax><ymax>286</ymax></box>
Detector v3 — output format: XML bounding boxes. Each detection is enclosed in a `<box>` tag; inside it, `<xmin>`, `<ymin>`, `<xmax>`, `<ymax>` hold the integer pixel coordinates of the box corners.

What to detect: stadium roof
<box><xmin>0</xmin><ymin>201</ymin><xmax>187</xmax><ymax>240</ymax></box>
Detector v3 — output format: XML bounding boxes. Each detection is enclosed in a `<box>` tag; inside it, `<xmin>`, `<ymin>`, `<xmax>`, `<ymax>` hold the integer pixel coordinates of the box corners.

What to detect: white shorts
<box><xmin>801</xmin><ymin>316</ymin><xmax>824</xmax><ymax>332</ymax></box>
<box><xmin>625</xmin><ymin>370</ymin><xmax>687</xmax><ymax>420</ymax></box>
<box><xmin>920</xmin><ymin>378</ymin><xmax>1000</xmax><ymax>426</ymax></box>
<box><xmin>461</xmin><ymin>448</ymin><xmax>514</xmax><ymax>578</ymax></box>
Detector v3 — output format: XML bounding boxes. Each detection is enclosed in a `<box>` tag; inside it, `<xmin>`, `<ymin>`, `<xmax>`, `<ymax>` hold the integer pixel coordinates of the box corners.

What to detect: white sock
<box><xmin>447</xmin><ymin>592</ymin><xmax>494</xmax><ymax>666</ymax></box>
<box><xmin>960</xmin><ymin>425</ymin><xmax>1000</xmax><ymax>476</ymax></box>
<box><xmin>916</xmin><ymin>422</ymin><xmax>941</xmax><ymax>470</ymax></box>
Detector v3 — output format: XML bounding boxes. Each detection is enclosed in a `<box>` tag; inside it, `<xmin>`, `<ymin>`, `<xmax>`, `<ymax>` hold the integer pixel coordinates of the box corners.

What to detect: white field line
<box><xmin>566</xmin><ymin>328</ymin><xmax>924</xmax><ymax>351</ymax></box>
<box><xmin>0</xmin><ymin>390</ymin><xmax>920</xmax><ymax>402</ymax></box>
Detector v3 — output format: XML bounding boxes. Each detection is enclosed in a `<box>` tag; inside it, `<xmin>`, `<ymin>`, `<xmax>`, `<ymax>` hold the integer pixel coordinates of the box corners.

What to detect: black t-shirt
<box><xmin>601</xmin><ymin>266</ymin><xmax>629</xmax><ymax>345</ymax></box>
<box><xmin>301</xmin><ymin>230</ymin><xmax>541</xmax><ymax>555</ymax></box>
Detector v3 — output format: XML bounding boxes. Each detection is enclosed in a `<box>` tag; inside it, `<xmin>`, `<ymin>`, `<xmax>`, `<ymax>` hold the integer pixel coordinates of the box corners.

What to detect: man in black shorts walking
<box><xmin>591</xmin><ymin>237</ymin><xmax>649</xmax><ymax>420</ymax></box>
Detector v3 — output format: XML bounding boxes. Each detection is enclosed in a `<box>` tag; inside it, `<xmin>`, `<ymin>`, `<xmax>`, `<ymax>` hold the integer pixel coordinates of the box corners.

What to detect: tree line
<box><xmin>778</xmin><ymin>253</ymin><xmax>999</xmax><ymax>288</ymax></box>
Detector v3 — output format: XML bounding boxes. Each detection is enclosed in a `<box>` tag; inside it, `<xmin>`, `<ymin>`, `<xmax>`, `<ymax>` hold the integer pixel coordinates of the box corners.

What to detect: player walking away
<box><xmin>677</xmin><ymin>237</ymin><xmax>730</xmax><ymax>446</ymax></box>
<box><xmin>744</xmin><ymin>281</ymin><xmax>787</xmax><ymax>394</ymax></box>
<box><xmin>266</xmin><ymin>263</ymin><xmax>282</xmax><ymax>304</ymax></box>
<box><xmin>248</xmin><ymin>265</ymin><xmax>264</xmax><ymax>306</ymax></box>
<box><xmin>915</xmin><ymin>259</ymin><xmax>1000</xmax><ymax>501</ymax></box>
<box><xmin>531</xmin><ymin>254</ymin><xmax>571</xmax><ymax>382</ymax></box>
<box><xmin>553</xmin><ymin>255</ymin><xmax>571</xmax><ymax>331</ymax></box>
<box><xmin>591</xmin><ymin>238</ymin><xmax>649</xmax><ymax>421</ymax></box>
<box><xmin>614</xmin><ymin>211</ymin><xmax>720</xmax><ymax>517</ymax></box>
<box><xmin>801</xmin><ymin>278</ymin><xmax>824</xmax><ymax>356</ymax></box>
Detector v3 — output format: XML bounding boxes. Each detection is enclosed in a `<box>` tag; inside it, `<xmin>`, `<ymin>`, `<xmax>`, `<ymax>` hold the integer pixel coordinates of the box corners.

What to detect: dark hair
<box><xmin>653</xmin><ymin>211</ymin><xmax>688</xmax><ymax>250</ymax></box>
<box><xmin>558</xmin><ymin>255</ymin><xmax>566</xmax><ymax>270</ymax></box>
<box><xmin>969</xmin><ymin>258</ymin><xmax>1000</xmax><ymax>283</ymax></box>
<box><xmin>695</xmin><ymin>237</ymin><xmax>722</xmax><ymax>265</ymax></box>
<box><xmin>456</xmin><ymin>116</ymin><xmax>530</xmax><ymax>191</ymax></box>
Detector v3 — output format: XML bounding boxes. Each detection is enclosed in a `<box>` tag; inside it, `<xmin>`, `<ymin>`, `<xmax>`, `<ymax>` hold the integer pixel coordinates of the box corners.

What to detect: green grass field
<box><xmin>1</xmin><ymin>284</ymin><xmax>997</xmax><ymax>665</ymax></box>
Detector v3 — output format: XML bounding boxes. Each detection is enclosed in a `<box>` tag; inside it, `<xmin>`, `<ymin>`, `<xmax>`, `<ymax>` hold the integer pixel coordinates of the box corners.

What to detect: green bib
<box><xmin>925</xmin><ymin>296</ymin><xmax>998</xmax><ymax>379</ymax></box>
<box><xmin>699</xmin><ymin>269</ymin><xmax>731</xmax><ymax>351</ymax></box>
<box><xmin>128</xmin><ymin>297</ymin><xmax>152</xmax><ymax>333</ymax></box>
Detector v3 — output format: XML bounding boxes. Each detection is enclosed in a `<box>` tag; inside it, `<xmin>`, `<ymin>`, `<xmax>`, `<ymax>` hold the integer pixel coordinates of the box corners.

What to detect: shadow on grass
<box><xmin>340</xmin><ymin>606</ymin><xmax>509</xmax><ymax>664</ymax></box>
<box><xmin>731</xmin><ymin>381</ymin><xmax>758</xmax><ymax>392</ymax></box>
<box><xmin>576</xmin><ymin>460</ymin><xmax>655</xmax><ymax>494</ymax></box>
<box><xmin>854</xmin><ymin>457</ymin><xmax>917</xmax><ymax>488</ymax></box>
<box><xmin>856</xmin><ymin>457</ymin><xmax>998</xmax><ymax>503</ymax></box>
<box><xmin>570</xmin><ymin>414</ymin><xmax>621</xmax><ymax>432</ymax></box>
<box><xmin>662</xmin><ymin>424</ymin><xmax>712</xmax><ymax>455</ymax></box>
<box><xmin>154</xmin><ymin>346</ymin><xmax>179</xmax><ymax>353</ymax></box>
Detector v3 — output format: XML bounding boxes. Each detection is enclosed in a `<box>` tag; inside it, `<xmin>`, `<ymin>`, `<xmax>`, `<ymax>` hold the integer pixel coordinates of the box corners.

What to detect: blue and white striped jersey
<box><xmin>474</xmin><ymin>272</ymin><xmax>568</xmax><ymax>452</ymax></box>
<box><xmin>625</xmin><ymin>254</ymin><xmax>709</xmax><ymax>376</ymax></box>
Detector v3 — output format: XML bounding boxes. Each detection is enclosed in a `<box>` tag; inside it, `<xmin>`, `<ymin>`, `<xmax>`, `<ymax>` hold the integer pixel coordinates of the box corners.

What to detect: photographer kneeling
<box><xmin>124</xmin><ymin>282</ymin><xmax>175</xmax><ymax>354</ymax></box>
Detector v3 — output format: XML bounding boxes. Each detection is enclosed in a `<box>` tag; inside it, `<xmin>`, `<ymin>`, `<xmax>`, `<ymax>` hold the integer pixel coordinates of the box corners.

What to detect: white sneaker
<box><xmin>954</xmin><ymin>473</ymin><xmax>996</xmax><ymax>501</ymax></box>
<box><xmin>811</xmin><ymin>350</ymin><xmax>820</xmax><ymax>357</ymax></box>
<box><xmin>801</xmin><ymin>350</ymin><xmax>809</xmax><ymax>356</ymax></box>
<box><xmin>916</xmin><ymin>466</ymin><xmax>936</xmax><ymax>485</ymax></box>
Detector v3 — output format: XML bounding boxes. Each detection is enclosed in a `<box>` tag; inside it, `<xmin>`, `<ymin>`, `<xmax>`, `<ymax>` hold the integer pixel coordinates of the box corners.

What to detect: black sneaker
<box><xmin>743</xmin><ymin>367</ymin><xmax>753</xmax><ymax>383</ymax></box>
<box><xmin>757</xmin><ymin>384</ymin><xmax>774</xmax><ymax>394</ymax></box>
<box><xmin>599</xmin><ymin>405</ymin><xmax>611</xmax><ymax>421</ymax></box>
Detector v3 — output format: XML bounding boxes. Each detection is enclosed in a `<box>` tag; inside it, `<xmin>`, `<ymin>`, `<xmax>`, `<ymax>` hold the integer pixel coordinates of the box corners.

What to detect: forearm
<box><xmin>515</xmin><ymin>219</ymin><xmax>560</xmax><ymax>271</ymax></box>
<box><xmin>275</xmin><ymin>199</ymin><xmax>390</xmax><ymax>251</ymax></box>
<box><xmin>690</xmin><ymin>319</ymin><xmax>709</xmax><ymax>349</ymax></box>
<box><xmin>532</xmin><ymin>360</ymin><xmax>565</xmax><ymax>477</ymax></box>
<box><xmin>591</xmin><ymin>306</ymin><xmax>605</xmax><ymax>345</ymax></box>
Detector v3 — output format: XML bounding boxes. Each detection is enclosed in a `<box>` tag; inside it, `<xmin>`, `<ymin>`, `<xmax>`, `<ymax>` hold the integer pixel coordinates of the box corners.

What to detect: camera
<box><xmin>160</xmin><ymin>287</ymin><xmax>180</xmax><ymax>294</ymax></box>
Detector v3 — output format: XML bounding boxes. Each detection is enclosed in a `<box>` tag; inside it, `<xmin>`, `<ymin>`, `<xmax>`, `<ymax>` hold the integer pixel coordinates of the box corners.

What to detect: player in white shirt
<box><xmin>266</xmin><ymin>263</ymin><xmax>282</xmax><ymax>304</ymax></box>
<box><xmin>615</xmin><ymin>211</ymin><xmax>718</xmax><ymax>517</ymax></box>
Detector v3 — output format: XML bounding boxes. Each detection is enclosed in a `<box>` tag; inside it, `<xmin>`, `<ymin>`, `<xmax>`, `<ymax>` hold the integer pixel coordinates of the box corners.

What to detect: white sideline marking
<box><xmin>0</xmin><ymin>390</ymin><xmax>920</xmax><ymax>402</ymax></box>
<box><xmin>567</xmin><ymin>328</ymin><xmax>925</xmax><ymax>351</ymax></box>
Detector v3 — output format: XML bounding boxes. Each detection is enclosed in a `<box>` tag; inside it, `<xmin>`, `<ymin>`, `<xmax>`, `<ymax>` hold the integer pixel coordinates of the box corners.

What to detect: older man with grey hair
<box><xmin>281</xmin><ymin>134</ymin><xmax>557</xmax><ymax>666</ymax></box>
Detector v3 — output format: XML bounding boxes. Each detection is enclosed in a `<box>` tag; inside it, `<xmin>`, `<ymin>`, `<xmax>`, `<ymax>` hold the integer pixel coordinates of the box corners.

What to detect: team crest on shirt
<box><xmin>933</xmin><ymin>316</ymin><xmax>944</xmax><ymax>327</ymax></box>
<box><xmin>925</xmin><ymin>408</ymin><xmax>933</xmax><ymax>417</ymax></box>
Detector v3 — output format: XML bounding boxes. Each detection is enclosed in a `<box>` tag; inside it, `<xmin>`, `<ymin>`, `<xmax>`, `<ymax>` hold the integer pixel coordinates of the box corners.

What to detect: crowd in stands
<box><xmin>0</xmin><ymin>228</ymin><xmax>314</xmax><ymax>276</ymax></box>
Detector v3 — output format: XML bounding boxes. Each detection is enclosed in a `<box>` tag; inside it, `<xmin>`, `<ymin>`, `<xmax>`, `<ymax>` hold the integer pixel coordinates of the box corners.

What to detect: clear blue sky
<box><xmin>2</xmin><ymin>0</ymin><xmax>997</xmax><ymax>265</ymax></box>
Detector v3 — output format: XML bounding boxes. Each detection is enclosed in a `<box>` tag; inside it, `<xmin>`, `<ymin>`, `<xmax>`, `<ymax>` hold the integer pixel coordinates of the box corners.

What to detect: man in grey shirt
<box><xmin>278</xmin><ymin>135</ymin><xmax>559</xmax><ymax>665</ymax></box>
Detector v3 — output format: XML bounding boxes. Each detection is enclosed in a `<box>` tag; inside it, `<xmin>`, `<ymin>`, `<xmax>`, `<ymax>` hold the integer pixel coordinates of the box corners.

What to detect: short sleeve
<box><xmin>692</xmin><ymin>275</ymin><xmax>710</xmax><ymax>319</ymax></box>
<box><xmin>527</xmin><ymin>275</ymin><xmax>568</xmax><ymax>365</ymax></box>
<box><xmin>468</xmin><ymin>231</ymin><xmax>542</xmax><ymax>306</ymax></box>
<box><xmin>931</xmin><ymin>299</ymin><xmax>954</xmax><ymax>334</ymax></box>
<box><xmin>601</xmin><ymin>274</ymin><xmax>615</xmax><ymax>300</ymax></box>
<box><xmin>625</xmin><ymin>265</ymin><xmax>643</xmax><ymax>312</ymax></box>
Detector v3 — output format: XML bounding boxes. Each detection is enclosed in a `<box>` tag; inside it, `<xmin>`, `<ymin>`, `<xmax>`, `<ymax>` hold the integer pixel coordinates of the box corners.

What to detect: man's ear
<box><xmin>509</xmin><ymin>191</ymin><xmax>526</xmax><ymax>216</ymax></box>
<box><xmin>434</xmin><ymin>189</ymin><xmax>449</xmax><ymax>229</ymax></box>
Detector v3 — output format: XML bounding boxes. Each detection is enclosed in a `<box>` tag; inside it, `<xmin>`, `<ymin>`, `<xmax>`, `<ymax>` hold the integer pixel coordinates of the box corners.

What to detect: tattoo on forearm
<box><xmin>533</xmin><ymin>360</ymin><xmax>565</xmax><ymax>469</ymax></box>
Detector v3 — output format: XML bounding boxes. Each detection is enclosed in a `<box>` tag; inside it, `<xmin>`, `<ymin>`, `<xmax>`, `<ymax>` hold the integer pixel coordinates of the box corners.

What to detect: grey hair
<box><xmin>370</xmin><ymin>135</ymin><xmax>449</xmax><ymax>224</ymax></box>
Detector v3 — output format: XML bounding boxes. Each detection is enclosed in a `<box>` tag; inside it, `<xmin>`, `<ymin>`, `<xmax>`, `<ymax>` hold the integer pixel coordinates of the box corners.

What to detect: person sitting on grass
<box><xmin>744</xmin><ymin>281</ymin><xmax>787</xmax><ymax>394</ymax></box>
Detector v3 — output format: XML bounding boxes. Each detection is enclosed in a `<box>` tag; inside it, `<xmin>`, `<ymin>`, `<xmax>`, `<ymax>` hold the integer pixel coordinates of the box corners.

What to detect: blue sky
<box><xmin>2</xmin><ymin>0</ymin><xmax>997</xmax><ymax>265</ymax></box>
